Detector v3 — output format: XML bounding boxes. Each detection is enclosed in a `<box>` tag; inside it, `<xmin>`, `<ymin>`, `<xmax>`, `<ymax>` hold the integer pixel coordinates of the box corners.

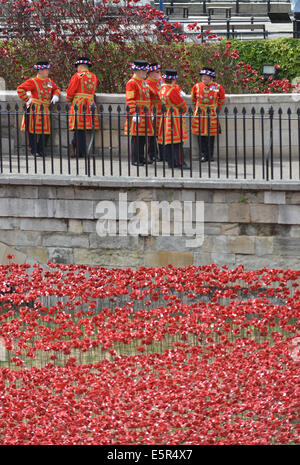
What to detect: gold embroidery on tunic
<box><xmin>126</xmin><ymin>91</ymin><xmax>135</xmax><ymax>99</ymax></box>
<box><xmin>202</xmin><ymin>86</ymin><xmax>210</xmax><ymax>104</ymax></box>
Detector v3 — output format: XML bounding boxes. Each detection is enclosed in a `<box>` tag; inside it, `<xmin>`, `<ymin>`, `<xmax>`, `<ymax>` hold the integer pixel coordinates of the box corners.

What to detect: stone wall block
<box><xmin>202</xmin><ymin>235</ymin><xmax>228</xmax><ymax>253</ymax></box>
<box><xmin>68</xmin><ymin>219</ymin><xmax>83</xmax><ymax>234</ymax></box>
<box><xmin>154</xmin><ymin>235</ymin><xmax>202</xmax><ymax>252</ymax></box>
<box><xmin>250</xmin><ymin>204</ymin><xmax>278</xmax><ymax>223</ymax></box>
<box><xmin>0</xmin><ymin>218</ymin><xmax>18</xmax><ymax>229</ymax></box>
<box><xmin>0</xmin><ymin>230</ymin><xmax>42</xmax><ymax>247</ymax></box>
<box><xmin>42</xmin><ymin>233</ymin><xmax>89</xmax><ymax>248</ymax></box>
<box><xmin>144</xmin><ymin>251</ymin><xmax>194</xmax><ymax>267</ymax></box>
<box><xmin>255</xmin><ymin>237</ymin><xmax>274</xmax><ymax>256</ymax></box>
<box><xmin>228</xmin><ymin>203</ymin><xmax>250</xmax><ymax>223</ymax></box>
<box><xmin>74</xmin><ymin>248</ymin><xmax>143</xmax><ymax>267</ymax></box>
<box><xmin>228</xmin><ymin>236</ymin><xmax>255</xmax><ymax>255</ymax></box>
<box><xmin>18</xmin><ymin>247</ymin><xmax>49</xmax><ymax>263</ymax></box>
<box><xmin>290</xmin><ymin>226</ymin><xmax>300</xmax><ymax>238</ymax></box>
<box><xmin>20</xmin><ymin>218</ymin><xmax>67</xmax><ymax>232</ymax></box>
<box><xmin>264</xmin><ymin>191</ymin><xmax>286</xmax><ymax>205</ymax></box>
<box><xmin>204</xmin><ymin>203</ymin><xmax>228</xmax><ymax>223</ymax></box>
<box><xmin>0</xmin><ymin>198</ymin><xmax>34</xmax><ymax>217</ymax></box>
<box><xmin>54</xmin><ymin>199</ymin><xmax>94</xmax><ymax>219</ymax></box>
<box><xmin>211</xmin><ymin>252</ymin><xmax>236</xmax><ymax>265</ymax></box>
<box><xmin>278</xmin><ymin>205</ymin><xmax>300</xmax><ymax>225</ymax></box>
<box><xmin>221</xmin><ymin>223</ymin><xmax>240</xmax><ymax>235</ymax></box>
<box><xmin>273</xmin><ymin>237</ymin><xmax>300</xmax><ymax>256</ymax></box>
<box><xmin>193</xmin><ymin>252</ymin><xmax>213</xmax><ymax>266</ymax></box>
<box><xmin>89</xmin><ymin>233</ymin><xmax>141</xmax><ymax>250</ymax></box>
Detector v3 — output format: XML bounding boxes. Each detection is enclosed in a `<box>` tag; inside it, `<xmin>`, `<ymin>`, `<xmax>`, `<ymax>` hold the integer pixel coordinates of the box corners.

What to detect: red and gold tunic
<box><xmin>191</xmin><ymin>81</ymin><xmax>226</xmax><ymax>136</ymax></box>
<box><xmin>124</xmin><ymin>74</ymin><xmax>154</xmax><ymax>136</ymax></box>
<box><xmin>145</xmin><ymin>76</ymin><xmax>164</xmax><ymax>135</ymax></box>
<box><xmin>66</xmin><ymin>70</ymin><xmax>100</xmax><ymax>130</ymax></box>
<box><xmin>158</xmin><ymin>83</ymin><xmax>187</xmax><ymax>145</ymax></box>
<box><xmin>17</xmin><ymin>76</ymin><xmax>60</xmax><ymax>134</ymax></box>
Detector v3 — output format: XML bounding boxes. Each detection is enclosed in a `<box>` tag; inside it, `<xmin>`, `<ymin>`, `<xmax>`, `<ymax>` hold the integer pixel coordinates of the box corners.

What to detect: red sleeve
<box><xmin>125</xmin><ymin>80</ymin><xmax>138</xmax><ymax>115</ymax></box>
<box><xmin>16</xmin><ymin>78</ymin><xmax>35</xmax><ymax>103</ymax></box>
<box><xmin>66</xmin><ymin>74</ymin><xmax>79</xmax><ymax>102</ymax></box>
<box><xmin>92</xmin><ymin>73</ymin><xmax>98</xmax><ymax>92</ymax></box>
<box><xmin>169</xmin><ymin>87</ymin><xmax>187</xmax><ymax>113</ymax></box>
<box><xmin>191</xmin><ymin>84</ymin><xmax>197</xmax><ymax>104</ymax></box>
<box><xmin>218</xmin><ymin>84</ymin><xmax>226</xmax><ymax>109</ymax></box>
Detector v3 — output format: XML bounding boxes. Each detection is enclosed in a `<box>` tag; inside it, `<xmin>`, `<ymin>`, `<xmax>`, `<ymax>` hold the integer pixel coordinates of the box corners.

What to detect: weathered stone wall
<box><xmin>0</xmin><ymin>175</ymin><xmax>300</xmax><ymax>269</ymax></box>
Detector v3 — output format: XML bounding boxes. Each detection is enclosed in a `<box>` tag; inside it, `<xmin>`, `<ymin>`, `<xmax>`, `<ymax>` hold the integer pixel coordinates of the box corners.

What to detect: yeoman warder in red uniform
<box><xmin>66</xmin><ymin>57</ymin><xmax>100</xmax><ymax>158</ymax></box>
<box><xmin>191</xmin><ymin>67</ymin><xmax>225</xmax><ymax>162</ymax></box>
<box><xmin>17</xmin><ymin>60</ymin><xmax>60</xmax><ymax>157</ymax></box>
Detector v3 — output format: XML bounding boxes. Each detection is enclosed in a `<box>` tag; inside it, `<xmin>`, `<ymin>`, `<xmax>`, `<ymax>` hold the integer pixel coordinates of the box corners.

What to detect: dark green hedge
<box><xmin>229</xmin><ymin>38</ymin><xmax>300</xmax><ymax>82</ymax></box>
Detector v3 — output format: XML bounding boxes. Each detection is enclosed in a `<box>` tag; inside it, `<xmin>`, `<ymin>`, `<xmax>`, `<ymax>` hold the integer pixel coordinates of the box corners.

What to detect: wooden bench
<box><xmin>166</xmin><ymin>7</ymin><xmax>189</xmax><ymax>18</ymax></box>
<box><xmin>207</xmin><ymin>6</ymin><xmax>232</xmax><ymax>19</ymax></box>
<box><xmin>231</xmin><ymin>23</ymin><xmax>267</xmax><ymax>39</ymax></box>
<box><xmin>165</xmin><ymin>6</ymin><xmax>189</xmax><ymax>18</ymax></box>
<box><xmin>200</xmin><ymin>23</ymin><xmax>267</xmax><ymax>40</ymax></box>
<box><xmin>166</xmin><ymin>7</ymin><xmax>174</xmax><ymax>16</ymax></box>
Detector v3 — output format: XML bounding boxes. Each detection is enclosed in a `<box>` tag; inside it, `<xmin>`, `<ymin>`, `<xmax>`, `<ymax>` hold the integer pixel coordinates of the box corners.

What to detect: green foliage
<box><xmin>229</xmin><ymin>38</ymin><xmax>300</xmax><ymax>82</ymax></box>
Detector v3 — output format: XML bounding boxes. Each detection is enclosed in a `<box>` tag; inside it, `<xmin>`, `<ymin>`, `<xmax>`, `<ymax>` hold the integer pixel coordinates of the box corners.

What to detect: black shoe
<box><xmin>201</xmin><ymin>156</ymin><xmax>208</xmax><ymax>162</ymax></box>
<box><xmin>37</xmin><ymin>152</ymin><xmax>45</xmax><ymax>158</ymax></box>
<box><xmin>180</xmin><ymin>162</ymin><xmax>190</xmax><ymax>170</ymax></box>
<box><xmin>146</xmin><ymin>159</ymin><xmax>153</xmax><ymax>164</ymax></box>
<box><xmin>132</xmin><ymin>161</ymin><xmax>145</xmax><ymax>166</ymax></box>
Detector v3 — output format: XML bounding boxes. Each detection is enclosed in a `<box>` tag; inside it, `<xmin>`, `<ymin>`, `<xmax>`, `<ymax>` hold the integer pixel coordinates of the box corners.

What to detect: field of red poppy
<box><xmin>0</xmin><ymin>258</ymin><xmax>299</xmax><ymax>445</ymax></box>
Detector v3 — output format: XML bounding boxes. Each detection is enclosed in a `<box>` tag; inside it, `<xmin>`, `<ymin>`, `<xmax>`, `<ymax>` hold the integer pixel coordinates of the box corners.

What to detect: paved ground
<box><xmin>1</xmin><ymin>153</ymin><xmax>299</xmax><ymax>181</ymax></box>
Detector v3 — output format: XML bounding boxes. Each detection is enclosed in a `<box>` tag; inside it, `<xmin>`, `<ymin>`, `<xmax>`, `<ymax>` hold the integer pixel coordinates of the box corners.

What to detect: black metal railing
<box><xmin>0</xmin><ymin>102</ymin><xmax>299</xmax><ymax>180</ymax></box>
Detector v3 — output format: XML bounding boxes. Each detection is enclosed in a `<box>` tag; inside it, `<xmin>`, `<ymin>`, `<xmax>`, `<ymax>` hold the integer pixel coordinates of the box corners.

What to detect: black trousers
<box><xmin>198</xmin><ymin>135</ymin><xmax>215</xmax><ymax>160</ymax></box>
<box><xmin>25</xmin><ymin>107</ymin><xmax>49</xmax><ymax>156</ymax></box>
<box><xmin>28</xmin><ymin>133</ymin><xmax>49</xmax><ymax>156</ymax></box>
<box><xmin>72</xmin><ymin>130</ymin><xmax>86</xmax><ymax>158</ymax></box>
<box><xmin>148</xmin><ymin>136</ymin><xmax>164</xmax><ymax>161</ymax></box>
<box><xmin>165</xmin><ymin>143</ymin><xmax>184</xmax><ymax>168</ymax></box>
<box><xmin>131</xmin><ymin>135</ymin><xmax>146</xmax><ymax>164</ymax></box>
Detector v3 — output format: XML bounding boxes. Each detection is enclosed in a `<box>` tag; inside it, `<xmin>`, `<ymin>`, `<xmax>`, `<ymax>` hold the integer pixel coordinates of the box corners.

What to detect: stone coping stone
<box><xmin>0</xmin><ymin>174</ymin><xmax>300</xmax><ymax>191</ymax></box>
<box><xmin>0</xmin><ymin>91</ymin><xmax>299</xmax><ymax>106</ymax></box>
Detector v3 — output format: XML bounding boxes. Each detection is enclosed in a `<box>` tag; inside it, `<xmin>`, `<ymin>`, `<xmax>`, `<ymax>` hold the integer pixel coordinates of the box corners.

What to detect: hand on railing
<box><xmin>132</xmin><ymin>115</ymin><xmax>139</xmax><ymax>123</ymax></box>
<box><xmin>26</xmin><ymin>98</ymin><xmax>32</xmax><ymax>106</ymax></box>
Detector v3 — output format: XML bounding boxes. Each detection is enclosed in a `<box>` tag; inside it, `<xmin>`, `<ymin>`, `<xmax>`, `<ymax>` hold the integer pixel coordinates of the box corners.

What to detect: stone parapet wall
<box><xmin>0</xmin><ymin>91</ymin><xmax>299</xmax><ymax>158</ymax></box>
<box><xmin>0</xmin><ymin>174</ymin><xmax>300</xmax><ymax>269</ymax></box>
